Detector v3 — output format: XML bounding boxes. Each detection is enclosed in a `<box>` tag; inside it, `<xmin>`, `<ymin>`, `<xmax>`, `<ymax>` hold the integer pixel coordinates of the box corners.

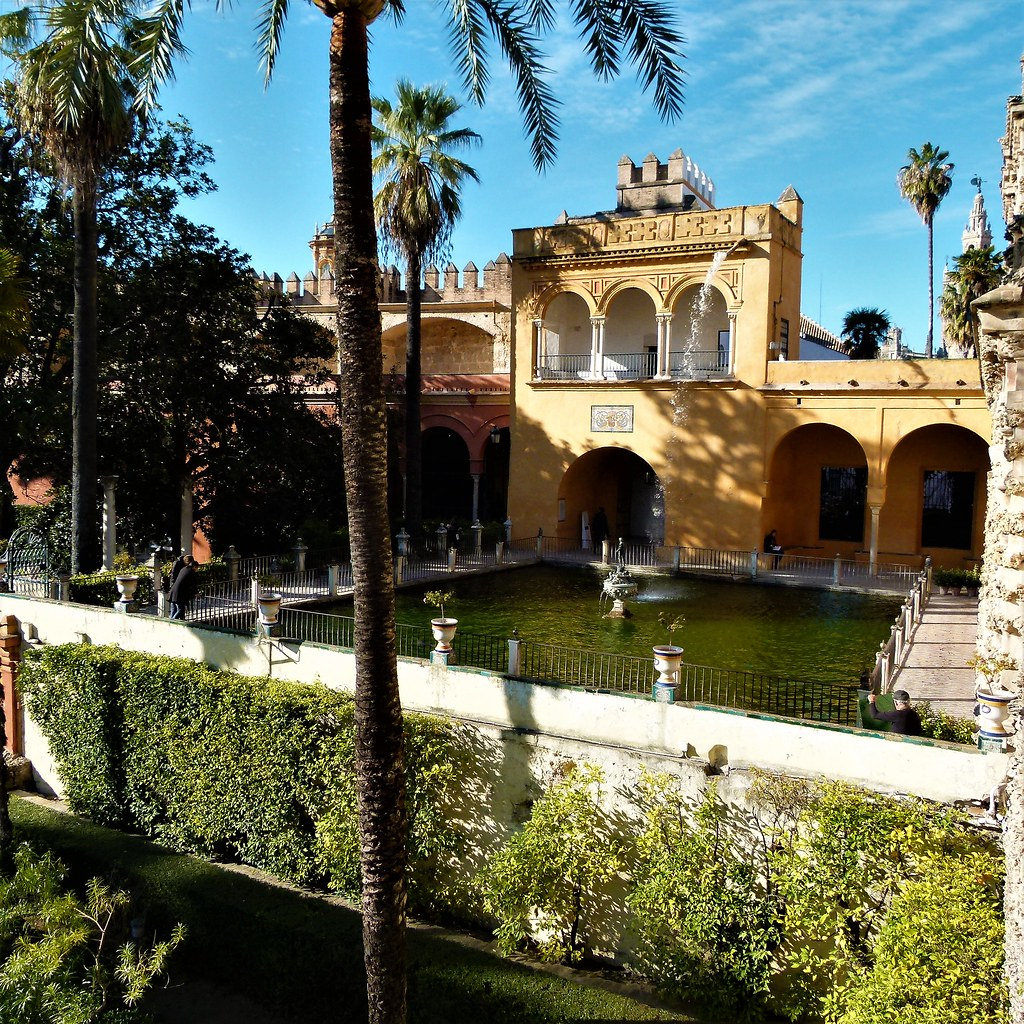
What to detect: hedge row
<box><xmin>18</xmin><ymin>645</ymin><xmax>463</xmax><ymax>906</ymax></box>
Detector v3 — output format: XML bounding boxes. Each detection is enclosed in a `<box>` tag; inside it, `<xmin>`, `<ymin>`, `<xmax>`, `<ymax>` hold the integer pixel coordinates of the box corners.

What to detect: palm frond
<box><xmin>127</xmin><ymin>0</ymin><xmax>189</xmax><ymax>110</ymax></box>
<box><xmin>256</xmin><ymin>0</ymin><xmax>291</xmax><ymax>86</ymax></box>
<box><xmin>474</xmin><ymin>0</ymin><xmax>559</xmax><ymax>169</ymax></box>
<box><xmin>445</xmin><ymin>0</ymin><xmax>491</xmax><ymax>105</ymax></box>
<box><xmin>613</xmin><ymin>0</ymin><xmax>685</xmax><ymax>121</ymax></box>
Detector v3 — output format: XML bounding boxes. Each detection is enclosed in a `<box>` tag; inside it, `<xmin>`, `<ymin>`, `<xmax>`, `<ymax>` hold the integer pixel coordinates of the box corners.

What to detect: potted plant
<box><xmin>964</xmin><ymin>566</ymin><xmax>982</xmax><ymax>598</ymax></box>
<box><xmin>652</xmin><ymin>612</ymin><xmax>685</xmax><ymax>701</ymax></box>
<box><xmin>257</xmin><ymin>589</ymin><xmax>283</xmax><ymax>626</ymax></box>
<box><xmin>932</xmin><ymin>567</ymin><xmax>955</xmax><ymax>595</ymax></box>
<box><xmin>968</xmin><ymin>652</ymin><xmax>1018</xmax><ymax>745</ymax></box>
<box><xmin>424</xmin><ymin>590</ymin><xmax>457</xmax><ymax>652</ymax></box>
<box><xmin>114</xmin><ymin>574</ymin><xmax>140</xmax><ymax>602</ymax></box>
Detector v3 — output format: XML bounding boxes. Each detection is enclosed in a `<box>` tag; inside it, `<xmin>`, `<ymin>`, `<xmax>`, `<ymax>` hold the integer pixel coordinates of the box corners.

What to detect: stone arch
<box><xmin>536</xmin><ymin>283</ymin><xmax>597</xmax><ymax>319</ymax></box>
<box><xmin>763</xmin><ymin>424</ymin><xmax>869</xmax><ymax>553</ymax></box>
<box><xmin>670</xmin><ymin>283</ymin><xmax>730</xmax><ymax>369</ymax></box>
<box><xmin>539</xmin><ymin>291</ymin><xmax>593</xmax><ymax>375</ymax></box>
<box><xmin>421</xmin><ymin>424</ymin><xmax>473</xmax><ymax>521</ymax></box>
<box><xmin>665</xmin><ymin>272</ymin><xmax>739</xmax><ymax>310</ymax></box>
<box><xmin>597</xmin><ymin>277</ymin><xmax>663</xmax><ymax>315</ymax></box>
<box><xmin>558</xmin><ymin>447</ymin><xmax>663</xmax><ymax>546</ymax></box>
<box><xmin>602</xmin><ymin>287</ymin><xmax>659</xmax><ymax>372</ymax></box>
<box><xmin>881</xmin><ymin>424</ymin><xmax>989</xmax><ymax>560</ymax></box>
<box><xmin>381</xmin><ymin>318</ymin><xmax>497</xmax><ymax>375</ymax></box>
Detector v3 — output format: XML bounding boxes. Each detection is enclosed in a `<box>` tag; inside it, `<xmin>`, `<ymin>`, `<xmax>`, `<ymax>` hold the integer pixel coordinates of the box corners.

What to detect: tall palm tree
<box><xmin>372</xmin><ymin>80</ymin><xmax>480</xmax><ymax>535</ymax></box>
<box><xmin>0</xmin><ymin>1</ymin><xmax>182</xmax><ymax>573</ymax></box>
<box><xmin>840</xmin><ymin>307</ymin><xmax>890</xmax><ymax>359</ymax></box>
<box><xmin>940</xmin><ymin>244</ymin><xmax>1003</xmax><ymax>357</ymax></box>
<box><xmin>132</xmin><ymin>3</ymin><xmax>688</xmax><ymax>1020</ymax></box>
<box><xmin>897</xmin><ymin>142</ymin><xmax>954</xmax><ymax>359</ymax></box>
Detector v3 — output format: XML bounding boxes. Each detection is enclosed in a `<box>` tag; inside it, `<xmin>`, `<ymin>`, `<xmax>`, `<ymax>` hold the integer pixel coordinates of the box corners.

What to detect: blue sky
<box><xmin>11</xmin><ymin>0</ymin><xmax>1022</xmax><ymax>347</ymax></box>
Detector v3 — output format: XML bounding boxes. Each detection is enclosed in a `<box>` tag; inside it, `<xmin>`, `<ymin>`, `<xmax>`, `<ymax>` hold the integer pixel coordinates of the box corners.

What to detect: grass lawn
<box><xmin>10</xmin><ymin>795</ymin><xmax>699</xmax><ymax>1024</ymax></box>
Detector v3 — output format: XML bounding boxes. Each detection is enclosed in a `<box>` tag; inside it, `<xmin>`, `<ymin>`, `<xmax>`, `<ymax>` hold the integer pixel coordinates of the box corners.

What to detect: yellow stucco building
<box><xmin>507</xmin><ymin>150</ymin><xmax>989</xmax><ymax>567</ymax></box>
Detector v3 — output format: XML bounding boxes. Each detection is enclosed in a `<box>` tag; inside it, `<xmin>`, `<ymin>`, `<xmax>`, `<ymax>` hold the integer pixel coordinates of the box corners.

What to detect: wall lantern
<box><xmin>490</xmin><ymin>425</ymin><xmax>501</xmax><ymax>445</ymax></box>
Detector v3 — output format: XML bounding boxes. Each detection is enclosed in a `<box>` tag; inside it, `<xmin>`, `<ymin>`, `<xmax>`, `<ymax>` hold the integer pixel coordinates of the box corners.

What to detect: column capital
<box><xmin>727</xmin><ymin>309</ymin><xmax>738</xmax><ymax>322</ymax></box>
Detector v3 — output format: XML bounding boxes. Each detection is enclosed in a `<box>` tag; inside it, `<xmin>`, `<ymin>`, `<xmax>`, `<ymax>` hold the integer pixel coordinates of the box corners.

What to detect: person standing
<box><xmin>169</xmin><ymin>555</ymin><xmax>198</xmax><ymax>620</ymax></box>
<box><xmin>865</xmin><ymin>689</ymin><xmax>923</xmax><ymax>736</ymax></box>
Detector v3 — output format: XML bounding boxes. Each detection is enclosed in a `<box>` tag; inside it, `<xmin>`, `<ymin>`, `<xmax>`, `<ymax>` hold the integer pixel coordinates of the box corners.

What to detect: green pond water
<box><xmin>361</xmin><ymin>566</ymin><xmax>901</xmax><ymax>684</ymax></box>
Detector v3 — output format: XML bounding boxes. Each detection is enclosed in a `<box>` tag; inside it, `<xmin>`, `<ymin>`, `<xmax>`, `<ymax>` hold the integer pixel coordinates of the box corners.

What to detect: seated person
<box><xmin>865</xmin><ymin>689</ymin><xmax>923</xmax><ymax>736</ymax></box>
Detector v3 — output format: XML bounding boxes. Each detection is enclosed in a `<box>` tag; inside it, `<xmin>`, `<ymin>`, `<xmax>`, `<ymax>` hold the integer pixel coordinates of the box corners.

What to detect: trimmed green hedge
<box><xmin>18</xmin><ymin>645</ymin><xmax>464</xmax><ymax>903</ymax></box>
<box><xmin>68</xmin><ymin>558</ymin><xmax>228</xmax><ymax>608</ymax></box>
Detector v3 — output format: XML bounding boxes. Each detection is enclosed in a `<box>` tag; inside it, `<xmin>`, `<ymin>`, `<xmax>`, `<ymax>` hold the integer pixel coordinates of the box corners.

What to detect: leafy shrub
<box><xmin>915</xmin><ymin>699</ymin><xmax>976</xmax><ymax>745</ymax></box>
<box><xmin>0</xmin><ymin>843</ymin><xmax>184</xmax><ymax>1023</ymax></box>
<box><xmin>478</xmin><ymin>763</ymin><xmax>621</xmax><ymax>963</ymax></box>
<box><xmin>840</xmin><ymin>855</ymin><xmax>1006</xmax><ymax>1023</ymax></box>
<box><xmin>627</xmin><ymin>773</ymin><xmax>778</xmax><ymax>1020</ymax></box>
<box><xmin>18</xmin><ymin>645</ymin><xmax>464</xmax><ymax>906</ymax></box>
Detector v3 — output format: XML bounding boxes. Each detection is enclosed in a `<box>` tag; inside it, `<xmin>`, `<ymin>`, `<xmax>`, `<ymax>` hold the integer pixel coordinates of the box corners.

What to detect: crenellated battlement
<box><xmin>616</xmin><ymin>147</ymin><xmax>716</xmax><ymax>213</ymax></box>
<box><xmin>256</xmin><ymin>252</ymin><xmax>512</xmax><ymax>308</ymax></box>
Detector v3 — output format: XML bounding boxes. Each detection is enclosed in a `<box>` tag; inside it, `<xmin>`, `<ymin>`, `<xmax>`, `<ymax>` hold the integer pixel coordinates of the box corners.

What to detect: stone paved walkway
<box><xmin>891</xmin><ymin>593</ymin><xmax>978</xmax><ymax>720</ymax></box>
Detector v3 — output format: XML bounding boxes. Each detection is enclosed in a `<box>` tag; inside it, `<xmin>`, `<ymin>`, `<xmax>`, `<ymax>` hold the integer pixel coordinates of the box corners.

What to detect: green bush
<box><xmin>0</xmin><ymin>843</ymin><xmax>184</xmax><ymax>1023</ymax></box>
<box><xmin>478</xmin><ymin>763</ymin><xmax>621</xmax><ymax>964</ymax></box>
<box><xmin>18</xmin><ymin>645</ymin><xmax>465</xmax><ymax>904</ymax></box>
<box><xmin>627</xmin><ymin>773</ymin><xmax>778</xmax><ymax>1020</ymax></box>
<box><xmin>840</xmin><ymin>855</ymin><xmax>1006</xmax><ymax>1023</ymax></box>
<box><xmin>915</xmin><ymin>699</ymin><xmax>976</xmax><ymax>745</ymax></box>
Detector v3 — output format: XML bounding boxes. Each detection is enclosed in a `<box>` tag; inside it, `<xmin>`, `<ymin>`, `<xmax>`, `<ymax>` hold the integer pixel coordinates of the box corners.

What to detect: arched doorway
<box><xmin>422</xmin><ymin>427</ymin><xmax>472</xmax><ymax>521</ymax></box>
<box><xmin>765</xmin><ymin>424</ymin><xmax>869</xmax><ymax>554</ymax></box>
<box><xmin>559</xmin><ymin>448</ymin><xmax>663</xmax><ymax>544</ymax></box>
<box><xmin>671</xmin><ymin>283</ymin><xmax>729</xmax><ymax>373</ymax></box>
<box><xmin>884</xmin><ymin>424</ymin><xmax>989</xmax><ymax>561</ymax></box>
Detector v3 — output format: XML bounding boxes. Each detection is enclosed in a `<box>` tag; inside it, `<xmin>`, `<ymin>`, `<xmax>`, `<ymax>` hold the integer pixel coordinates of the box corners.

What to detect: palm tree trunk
<box><xmin>329</xmin><ymin>9</ymin><xmax>408</xmax><ymax>1024</ymax></box>
<box><xmin>404</xmin><ymin>252</ymin><xmax>422</xmax><ymax>534</ymax></box>
<box><xmin>926</xmin><ymin>216</ymin><xmax>935</xmax><ymax>359</ymax></box>
<box><xmin>71</xmin><ymin>179</ymin><xmax>100</xmax><ymax>574</ymax></box>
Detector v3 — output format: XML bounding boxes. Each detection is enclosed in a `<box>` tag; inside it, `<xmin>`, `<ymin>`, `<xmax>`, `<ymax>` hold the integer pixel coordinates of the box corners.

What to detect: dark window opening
<box><xmin>819</xmin><ymin>467</ymin><xmax>866</xmax><ymax>542</ymax></box>
<box><xmin>922</xmin><ymin>470</ymin><xmax>975</xmax><ymax>549</ymax></box>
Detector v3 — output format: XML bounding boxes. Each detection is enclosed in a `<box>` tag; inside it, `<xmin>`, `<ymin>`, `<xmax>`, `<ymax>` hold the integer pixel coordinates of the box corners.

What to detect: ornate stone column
<box><xmin>533</xmin><ymin>317</ymin><xmax>545</xmax><ymax>378</ymax></box>
<box><xmin>590</xmin><ymin>316</ymin><xmax>605</xmax><ymax>380</ymax></box>
<box><xmin>727</xmin><ymin>310</ymin><xmax>738</xmax><ymax>375</ymax></box>
<box><xmin>655</xmin><ymin>312</ymin><xmax>673</xmax><ymax>378</ymax></box>
<box><xmin>868</xmin><ymin>504</ymin><xmax>881</xmax><ymax>574</ymax></box>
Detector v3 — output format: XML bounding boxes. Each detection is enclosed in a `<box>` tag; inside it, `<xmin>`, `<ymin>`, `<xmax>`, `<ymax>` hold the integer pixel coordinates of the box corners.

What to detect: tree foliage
<box><xmin>897</xmin><ymin>142</ymin><xmax>953</xmax><ymax>358</ymax></box>
<box><xmin>840</xmin><ymin>307</ymin><xmax>890</xmax><ymax>359</ymax></box>
<box><xmin>479</xmin><ymin>762</ymin><xmax>621</xmax><ymax>963</ymax></box>
<box><xmin>940</xmin><ymin>244</ymin><xmax>1003</xmax><ymax>357</ymax></box>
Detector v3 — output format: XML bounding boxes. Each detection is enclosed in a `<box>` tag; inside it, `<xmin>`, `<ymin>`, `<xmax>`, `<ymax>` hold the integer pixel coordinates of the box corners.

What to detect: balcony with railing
<box><xmin>535</xmin><ymin>348</ymin><xmax>729</xmax><ymax>381</ymax></box>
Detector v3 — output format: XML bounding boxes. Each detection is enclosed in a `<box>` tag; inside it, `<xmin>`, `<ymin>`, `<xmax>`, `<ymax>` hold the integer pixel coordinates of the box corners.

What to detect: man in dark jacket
<box><xmin>865</xmin><ymin>689</ymin><xmax>923</xmax><ymax>736</ymax></box>
<box><xmin>169</xmin><ymin>555</ymin><xmax>198</xmax><ymax>620</ymax></box>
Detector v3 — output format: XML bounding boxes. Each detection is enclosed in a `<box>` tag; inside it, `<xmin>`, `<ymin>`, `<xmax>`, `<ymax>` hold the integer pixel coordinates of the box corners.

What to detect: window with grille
<box><xmin>921</xmin><ymin>470</ymin><xmax>975</xmax><ymax>549</ymax></box>
<box><xmin>819</xmin><ymin>467</ymin><xmax>867</xmax><ymax>542</ymax></box>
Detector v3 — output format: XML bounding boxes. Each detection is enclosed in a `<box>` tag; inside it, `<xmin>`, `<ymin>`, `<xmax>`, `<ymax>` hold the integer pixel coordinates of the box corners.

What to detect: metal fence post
<box><xmin>447</xmin><ymin>548</ymin><xmax>457</xmax><ymax>572</ymax></box>
<box><xmin>293</xmin><ymin>537</ymin><xmax>308</xmax><ymax>574</ymax></box>
<box><xmin>328</xmin><ymin>564</ymin><xmax>339</xmax><ymax>595</ymax></box>
<box><xmin>672</xmin><ymin>547</ymin><xmax>681</xmax><ymax>573</ymax></box>
<box><xmin>833</xmin><ymin>553</ymin><xmax>841</xmax><ymax>585</ymax></box>
<box><xmin>536</xmin><ymin>527</ymin><xmax>543</xmax><ymax>559</ymax></box>
<box><xmin>750</xmin><ymin>549</ymin><xmax>758</xmax><ymax>579</ymax></box>
<box><xmin>225</xmin><ymin>544</ymin><xmax>241</xmax><ymax>583</ymax></box>
<box><xmin>496</xmin><ymin>540</ymin><xmax>505</xmax><ymax>563</ymax></box>
<box><xmin>472</xmin><ymin>521</ymin><xmax>483</xmax><ymax>558</ymax></box>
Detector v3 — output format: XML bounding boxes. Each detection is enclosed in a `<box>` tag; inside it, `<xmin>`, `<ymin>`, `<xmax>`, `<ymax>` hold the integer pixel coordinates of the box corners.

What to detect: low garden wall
<box><xmin>1</xmin><ymin>592</ymin><xmax>1008</xmax><ymax>807</ymax></box>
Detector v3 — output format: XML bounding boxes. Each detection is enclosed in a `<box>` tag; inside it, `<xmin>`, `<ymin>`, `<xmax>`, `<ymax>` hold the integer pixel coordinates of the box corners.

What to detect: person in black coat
<box><xmin>865</xmin><ymin>689</ymin><xmax>923</xmax><ymax>736</ymax></box>
<box><xmin>169</xmin><ymin>556</ymin><xmax>198</xmax><ymax>620</ymax></box>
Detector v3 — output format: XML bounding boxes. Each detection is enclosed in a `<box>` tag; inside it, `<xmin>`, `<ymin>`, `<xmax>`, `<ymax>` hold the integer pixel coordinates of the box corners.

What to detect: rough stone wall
<box><xmin>978</xmin><ymin>56</ymin><xmax>1024</xmax><ymax>1024</ymax></box>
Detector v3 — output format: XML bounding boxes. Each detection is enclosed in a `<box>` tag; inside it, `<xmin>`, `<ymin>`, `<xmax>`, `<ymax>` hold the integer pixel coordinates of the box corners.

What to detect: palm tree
<box><xmin>840</xmin><ymin>307</ymin><xmax>891</xmax><ymax>359</ymax></box>
<box><xmin>372</xmin><ymin>80</ymin><xmax>480</xmax><ymax>536</ymax></box>
<box><xmin>0</xmin><ymin>247</ymin><xmax>29</xmax><ymax>361</ymax></box>
<box><xmin>231</xmin><ymin>4</ymin><xmax>680</xmax><ymax>1020</ymax></box>
<box><xmin>898</xmin><ymin>142</ymin><xmax>954</xmax><ymax>359</ymax></box>
<box><xmin>940</xmin><ymin>244</ymin><xmax>1003</xmax><ymax>357</ymax></box>
<box><xmin>0</xmin><ymin>1</ymin><xmax>181</xmax><ymax>573</ymax></box>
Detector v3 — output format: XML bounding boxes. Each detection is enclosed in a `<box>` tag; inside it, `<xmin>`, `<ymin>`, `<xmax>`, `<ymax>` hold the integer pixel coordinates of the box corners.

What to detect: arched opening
<box><xmin>558</xmin><ymin>448</ymin><xmax>663</xmax><ymax>545</ymax></box>
<box><xmin>671</xmin><ymin>284</ymin><xmax>729</xmax><ymax>374</ymax></box>
<box><xmin>381</xmin><ymin>318</ymin><xmax>497</xmax><ymax>376</ymax></box>
<box><xmin>604</xmin><ymin>287</ymin><xmax>658</xmax><ymax>378</ymax></box>
<box><xmin>422</xmin><ymin>427</ymin><xmax>472</xmax><ymax>522</ymax></box>
<box><xmin>884</xmin><ymin>424</ymin><xmax>989</xmax><ymax>562</ymax></box>
<box><xmin>481</xmin><ymin>426</ymin><xmax>510</xmax><ymax>522</ymax></box>
<box><xmin>540</xmin><ymin>291</ymin><xmax>591</xmax><ymax>378</ymax></box>
<box><xmin>764</xmin><ymin>424</ymin><xmax>868</xmax><ymax>555</ymax></box>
